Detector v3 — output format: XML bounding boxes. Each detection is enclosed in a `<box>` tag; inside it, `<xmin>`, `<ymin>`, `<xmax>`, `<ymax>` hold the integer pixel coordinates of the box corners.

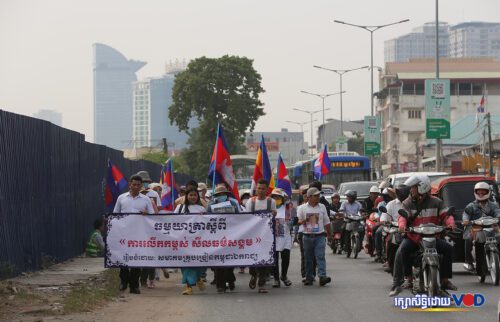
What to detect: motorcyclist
<box><xmin>374</xmin><ymin>181</ymin><xmax>390</xmax><ymax>207</ymax></box>
<box><xmin>389</xmin><ymin>174</ymin><xmax>456</xmax><ymax>296</ymax></box>
<box><xmin>363</xmin><ymin>186</ymin><xmax>379</xmax><ymax>213</ymax></box>
<box><xmin>329</xmin><ymin>192</ymin><xmax>344</xmax><ymax>252</ymax></box>
<box><xmin>373</xmin><ymin>188</ymin><xmax>395</xmax><ymax>263</ymax></box>
<box><xmin>340</xmin><ymin>190</ymin><xmax>364</xmax><ymax>252</ymax></box>
<box><xmin>462</xmin><ymin>181</ymin><xmax>500</xmax><ymax>279</ymax></box>
<box><xmin>380</xmin><ymin>184</ymin><xmax>410</xmax><ymax>272</ymax></box>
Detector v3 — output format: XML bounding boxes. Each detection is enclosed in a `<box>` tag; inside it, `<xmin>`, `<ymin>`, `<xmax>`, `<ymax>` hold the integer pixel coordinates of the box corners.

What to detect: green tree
<box><xmin>169</xmin><ymin>55</ymin><xmax>265</xmax><ymax>180</ymax></box>
<box><xmin>347</xmin><ymin>132</ymin><xmax>364</xmax><ymax>155</ymax></box>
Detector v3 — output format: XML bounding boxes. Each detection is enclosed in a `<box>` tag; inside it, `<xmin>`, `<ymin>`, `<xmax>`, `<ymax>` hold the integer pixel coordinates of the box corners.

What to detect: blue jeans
<box><xmin>303</xmin><ymin>234</ymin><xmax>327</xmax><ymax>280</ymax></box>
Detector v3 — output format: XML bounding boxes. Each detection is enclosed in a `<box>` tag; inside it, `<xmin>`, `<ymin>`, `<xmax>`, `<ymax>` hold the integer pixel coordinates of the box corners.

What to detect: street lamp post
<box><xmin>334</xmin><ymin>19</ymin><xmax>409</xmax><ymax>116</ymax></box>
<box><xmin>300</xmin><ymin>90</ymin><xmax>345</xmax><ymax>147</ymax></box>
<box><xmin>334</xmin><ymin>18</ymin><xmax>409</xmax><ymax>180</ymax></box>
<box><xmin>313</xmin><ymin>65</ymin><xmax>368</xmax><ymax>134</ymax></box>
<box><xmin>293</xmin><ymin>108</ymin><xmax>327</xmax><ymax>156</ymax></box>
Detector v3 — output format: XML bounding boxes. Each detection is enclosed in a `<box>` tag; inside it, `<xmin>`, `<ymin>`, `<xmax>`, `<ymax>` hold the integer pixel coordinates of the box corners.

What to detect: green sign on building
<box><xmin>425</xmin><ymin>79</ymin><xmax>450</xmax><ymax>139</ymax></box>
<box><xmin>364</xmin><ymin>116</ymin><xmax>380</xmax><ymax>156</ymax></box>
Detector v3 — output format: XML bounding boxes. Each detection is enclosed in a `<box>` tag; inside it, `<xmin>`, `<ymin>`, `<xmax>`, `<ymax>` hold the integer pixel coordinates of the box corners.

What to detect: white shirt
<box><xmin>113</xmin><ymin>192</ymin><xmax>155</xmax><ymax>214</ymax></box>
<box><xmin>145</xmin><ymin>190</ymin><xmax>162</xmax><ymax>207</ymax></box>
<box><xmin>339</xmin><ymin>200</ymin><xmax>363</xmax><ymax>216</ymax></box>
<box><xmin>245</xmin><ymin>197</ymin><xmax>277</xmax><ymax>212</ymax></box>
<box><xmin>382</xmin><ymin>199</ymin><xmax>403</xmax><ymax>223</ymax></box>
<box><xmin>297</xmin><ymin>202</ymin><xmax>330</xmax><ymax>234</ymax></box>
<box><xmin>174</xmin><ymin>204</ymin><xmax>206</xmax><ymax>214</ymax></box>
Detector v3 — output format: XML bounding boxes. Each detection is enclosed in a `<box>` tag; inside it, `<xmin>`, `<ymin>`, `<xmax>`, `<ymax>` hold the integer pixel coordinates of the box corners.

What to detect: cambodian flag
<box><xmin>314</xmin><ymin>144</ymin><xmax>331</xmax><ymax>181</ymax></box>
<box><xmin>161</xmin><ymin>159</ymin><xmax>178</xmax><ymax>212</ymax></box>
<box><xmin>276</xmin><ymin>153</ymin><xmax>292</xmax><ymax>198</ymax></box>
<box><xmin>105</xmin><ymin>160</ymin><xmax>128</xmax><ymax>211</ymax></box>
<box><xmin>208</xmin><ymin>123</ymin><xmax>240</xmax><ymax>201</ymax></box>
<box><xmin>251</xmin><ymin>135</ymin><xmax>275</xmax><ymax>195</ymax></box>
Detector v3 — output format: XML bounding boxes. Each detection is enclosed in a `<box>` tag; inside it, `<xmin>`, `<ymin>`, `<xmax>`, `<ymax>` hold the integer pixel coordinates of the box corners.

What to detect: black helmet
<box><xmin>345</xmin><ymin>190</ymin><xmax>357</xmax><ymax>199</ymax></box>
<box><xmin>395</xmin><ymin>184</ymin><xmax>410</xmax><ymax>202</ymax></box>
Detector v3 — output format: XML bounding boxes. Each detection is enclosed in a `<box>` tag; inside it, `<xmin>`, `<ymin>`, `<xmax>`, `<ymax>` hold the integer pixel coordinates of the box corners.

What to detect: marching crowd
<box><xmin>86</xmin><ymin>171</ymin><xmax>500</xmax><ymax>297</ymax></box>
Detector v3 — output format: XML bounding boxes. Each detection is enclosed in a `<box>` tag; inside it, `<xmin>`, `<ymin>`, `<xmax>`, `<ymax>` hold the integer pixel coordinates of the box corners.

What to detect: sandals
<box><xmin>258</xmin><ymin>288</ymin><xmax>268</xmax><ymax>293</ymax></box>
<box><xmin>441</xmin><ymin>280</ymin><xmax>458</xmax><ymax>291</ymax></box>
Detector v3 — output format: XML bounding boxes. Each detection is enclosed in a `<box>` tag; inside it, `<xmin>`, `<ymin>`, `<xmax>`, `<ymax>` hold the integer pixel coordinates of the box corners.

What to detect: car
<box><xmin>298</xmin><ymin>184</ymin><xmax>336</xmax><ymax>204</ymax></box>
<box><xmin>430</xmin><ymin>175</ymin><xmax>499</xmax><ymax>263</ymax></box>
<box><xmin>386</xmin><ymin>172</ymin><xmax>449</xmax><ymax>187</ymax></box>
<box><xmin>336</xmin><ymin>181</ymin><xmax>379</xmax><ymax>204</ymax></box>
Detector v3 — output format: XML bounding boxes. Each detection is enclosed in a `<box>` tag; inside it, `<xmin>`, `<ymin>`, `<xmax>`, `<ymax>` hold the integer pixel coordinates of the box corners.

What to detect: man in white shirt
<box><xmin>245</xmin><ymin>179</ymin><xmax>276</xmax><ymax>294</ymax></box>
<box><xmin>297</xmin><ymin>187</ymin><xmax>332</xmax><ymax>286</ymax></box>
<box><xmin>113</xmin><ymin>174</ymin><xmax>155</xmax><ymax>294</ymax></box>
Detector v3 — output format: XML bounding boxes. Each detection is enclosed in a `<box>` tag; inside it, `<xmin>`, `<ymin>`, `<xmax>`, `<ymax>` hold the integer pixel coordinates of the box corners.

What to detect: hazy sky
<box><xmin>1</xmin><ymin>0</ymin><xmax>499</xmax><ymax>147</ymax></box>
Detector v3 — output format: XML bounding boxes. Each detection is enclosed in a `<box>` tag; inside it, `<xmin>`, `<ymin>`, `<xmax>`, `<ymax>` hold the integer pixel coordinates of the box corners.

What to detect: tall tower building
<box><xmin>449</xmin><ymin>22</ymin><xmax>500</xmax><ymax>60</ymax></box>
<box><xmin>132</xmin><ymin>62</ymin><xmax>195</xmax><ymax>151</ymax></box>
<box><xmin>384</xmin><ymin>22</ymin><xmax>449</xmax><ymax>63</ymax></box>
<box><xmin>93</xmin><ymin>43</ymin><xmax>146</xmax><ymax>149</ymax></box>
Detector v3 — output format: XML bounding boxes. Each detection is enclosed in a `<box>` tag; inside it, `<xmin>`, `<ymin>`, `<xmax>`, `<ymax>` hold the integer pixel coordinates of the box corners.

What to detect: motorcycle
<box><xmin>329</xmin><ymin>211</ymin><xmax>344</xmax><ymax>255</ymax></box>
<box><xmin>344</xmin><ymin>211</ymin><xmax>365</xmax><ymax>259</ymax></box>
<box><xmin>469</xmin><ymin>216</ymin><xmax>499</xmax><ymax>285</ymax></box>
<box><xmin>378</xmin><ymin>206</ymin><xmax>402</xmax><ymax>273</ymax></box>
<box><xmin>364</xmin><ymin>209</ymin><xmax>379</xmax><ymax>257</ymax></box>
<box><xmin>398</xmin><ymin>208</ymin><xmax>456</xmax><ymax>297</ymax></box>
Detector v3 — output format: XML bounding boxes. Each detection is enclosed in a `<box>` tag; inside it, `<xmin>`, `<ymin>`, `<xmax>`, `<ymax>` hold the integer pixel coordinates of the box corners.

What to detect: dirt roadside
<box><xmin>0</xmin><ymin>258</ymin><xmax>198</xmax><ymax>322</ymax></box>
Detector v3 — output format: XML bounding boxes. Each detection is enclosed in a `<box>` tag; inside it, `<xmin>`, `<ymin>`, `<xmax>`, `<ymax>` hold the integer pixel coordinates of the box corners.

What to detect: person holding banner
<box><xmin>174</xmin><ymin>187</ymin><xmax>207</xmax><ymax>295</ymax></box>
<box><xmin>298</xmin><ymin>187</ymin><xmax>332</xmax><ymax>287</ymax></box>
<box><xmin>113</xmin><ymin>174</ymin><xmax>155</xmax><ymax>294</ymax></box>
<box><xmin>270</xmin><ymin>188</ymin><xmax>292</xmax><ymax>288</ymax></box>
<box><xmin>207</xmin><ymin>185</ymin><xmax>240</xmax><ymax>293</ymax></box>
<box><xmin>245</xmin><ymin>179</ymin><xmax>277</xmax><ymax>294</ymax></box>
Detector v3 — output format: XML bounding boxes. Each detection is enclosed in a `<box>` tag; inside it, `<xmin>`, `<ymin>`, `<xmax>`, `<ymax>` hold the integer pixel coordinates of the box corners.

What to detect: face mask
<box><xmin>241</xmin><ymin>198</ymin><xmax>249</xmax><ymax>205</ymax></box>
<box><xmin>143</xmin><ymin>183</ymin><xmax>149</xmax><ymax>189</ymax></box>
<box><xmin>275</xmin><ymin>199</ymin><xmax>283</xmax><ymax>207</ymax></box>
<box><xmin>216</xmin><ymin>195</ymin><xmax>228</xmax><ymax>203</ymax></box>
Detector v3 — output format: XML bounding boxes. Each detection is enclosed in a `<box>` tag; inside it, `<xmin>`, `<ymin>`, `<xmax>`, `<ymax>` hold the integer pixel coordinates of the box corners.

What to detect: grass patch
<box><xmin>63</xmin><ymin>269</ymin><xmax>120</xmax><ymax>314</ymax></box>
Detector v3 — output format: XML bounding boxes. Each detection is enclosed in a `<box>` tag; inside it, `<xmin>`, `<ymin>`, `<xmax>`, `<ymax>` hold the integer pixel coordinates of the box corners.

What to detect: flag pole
<box><xmin>277</xmin><ymin>152</ymin><xmax>281</xmax><ymax>188</ymax></box>
<box><xmin>212</xmin><ymin>123</ymin><xmax>221</xmax><ymax>194</ymax></box>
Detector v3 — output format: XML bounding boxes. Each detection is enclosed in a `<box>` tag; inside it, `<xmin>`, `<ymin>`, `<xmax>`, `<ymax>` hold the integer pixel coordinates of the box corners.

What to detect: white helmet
<box><xmin>404</xmin><ymin>174</ymin><xmax>431</xmax><ymax>195</ymax></box>
<box><xmin>369</xmin><ymin>186</ymin><xmax>379</xmax><ymax>194</ymax></box>
<box><xmin>474</xmin><ymin>182</ymin><xmax>491</xmax><ymax>201</ymax></box>
<box><xmin>378</xmin><ymin>181</ymin><xmax>390</xmax><ymax>190</ymax></box>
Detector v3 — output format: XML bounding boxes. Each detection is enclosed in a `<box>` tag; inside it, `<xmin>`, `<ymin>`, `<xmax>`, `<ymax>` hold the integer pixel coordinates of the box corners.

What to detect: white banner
<box><xmin>105</xmin><ymin>213</ymin><xmax>275</xmax><ymax>268</ymax></box>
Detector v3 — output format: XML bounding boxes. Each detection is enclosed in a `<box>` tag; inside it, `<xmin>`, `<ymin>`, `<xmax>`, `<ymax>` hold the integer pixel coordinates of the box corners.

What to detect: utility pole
<box><xmin>435</xmin><ymin>0</ymin><xmax>442</xmax><ymax>172</ymax></box>
<box><xmin>416</xmin><ymin>138</ymin><xmax>420</xmax><ymax>171</ymax></box>
<box><xmin>487</xmin><ymin>112</ymin><xmax>494</xmax><ymax>176</ymax></box>
<box><xmin>162</xmin><ymin>138</ymin><xmax>168</xmax><ymax>155</ymax></box>
<box><xmin>393</xmin><ymin>144</ymin><xmax>400</xmax><ymax>172</ymax></box>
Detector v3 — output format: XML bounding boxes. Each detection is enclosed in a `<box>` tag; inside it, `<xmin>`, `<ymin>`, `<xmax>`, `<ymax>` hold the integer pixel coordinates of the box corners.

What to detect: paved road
<box><xmin>59</xmin><ymin>244</ymin><xmax>499</xmax><ymax>322</ymax></box>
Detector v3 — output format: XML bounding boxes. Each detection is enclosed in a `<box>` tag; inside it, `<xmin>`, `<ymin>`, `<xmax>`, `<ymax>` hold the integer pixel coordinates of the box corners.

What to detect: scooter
<box><xmin>344</xmin><ymin>211</ymin><xmax>365</xmax><ymax>259</ymax></box>
<box><xmin>398</xmin><ymin>208</ymin><xmax>454</xmax><ymax>297</ymax></box>
<box><xmin>329</xmin><ymin>211</ymin><xmax>344</xmax><ymax>255</ymax></box>
<box><xmin>364</xmin><ymin>209</ymin><xmax>379</xmax><ymax>257</ymax></box>
<box><xmin>469</xmin><ymin>216</ymin><xmax>499</xmax><ymax>285</ymax></box>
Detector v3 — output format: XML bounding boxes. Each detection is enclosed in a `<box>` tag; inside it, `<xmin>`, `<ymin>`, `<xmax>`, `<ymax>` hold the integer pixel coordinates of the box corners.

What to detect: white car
<box><xmin>385</xmin><ymin>172</ymin><xmax>449</xmax><ymax>187</ymax></box>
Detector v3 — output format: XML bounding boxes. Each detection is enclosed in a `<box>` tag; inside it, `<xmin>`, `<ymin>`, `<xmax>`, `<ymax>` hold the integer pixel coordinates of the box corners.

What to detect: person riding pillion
<box><xmin>462</xmin><ymin>181</ymin><xmax>500</xmax><ymax>278</ymax></box>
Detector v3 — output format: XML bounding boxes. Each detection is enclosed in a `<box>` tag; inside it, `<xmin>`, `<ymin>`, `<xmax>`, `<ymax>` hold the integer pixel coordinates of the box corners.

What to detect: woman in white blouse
<box><xmin>174</xmin><ymin>187</ymin><xmax>207</xmax><ymax>295</ymax></box>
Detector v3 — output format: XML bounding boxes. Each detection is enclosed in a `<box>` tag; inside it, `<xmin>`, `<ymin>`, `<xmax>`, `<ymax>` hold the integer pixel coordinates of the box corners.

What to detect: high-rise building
<box><xmin>385</xmin><ymin>22</ymin><xmax>449</xmax><ymax>63</ymax></box>
<box><xmin>93</xmin><ymin>43</ymin><xmax>146</xmax><ymax>149</ymax></box>
<box><xmin>132</xmin><ymin>70</ymin><xmax>194</xmax><ymax>150</ymax></box>
<box><xmin>33</xmin><ymin>109</ymin><xmax>62</xmax><ymax>126</ymax></box>
<box><xmin>449</xmin><ymin>22</ymin><xmax>500</xmax><ymax>60</ymax></box>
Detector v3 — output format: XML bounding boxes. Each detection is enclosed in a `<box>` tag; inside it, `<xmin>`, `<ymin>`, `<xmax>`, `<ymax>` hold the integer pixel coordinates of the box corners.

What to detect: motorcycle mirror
<box><xmin>398</xmin><ymin>209</ymin><xmax>409</xmax><ymax>219</ymax></box>
<box><xmin>378</xmin><ymin>206</ymin><xmax>387</xmax><ymax>213</ymax></box>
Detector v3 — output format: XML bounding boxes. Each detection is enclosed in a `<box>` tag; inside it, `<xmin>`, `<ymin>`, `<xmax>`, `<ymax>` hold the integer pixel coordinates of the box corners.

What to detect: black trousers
<box><xmin>249</xmin><ymin>267</ymin><xmax>268</xmax><ymax>287</ymax></box>
<box><xmin>273</xmin><ymin>249</ymin><xmax>291</xmax><ymax>280</ymax></box>
<box><xmin>298</xmin><ymin>233</ymin><xmax>316</xmax><ymax>278</ymax></box>
<box><xmin>399</xmin><ymin>238</ymin><xmax>453</xmax><ymax>279</ymax></box>
<box><xmin>140</xmin><ymin>268</ymin><xmax>155</xmax><ymax>283</ymax></box>
<box><xmin>374</xmin><ymin>225</ymin><xmax>384</xmax><ymax>256</ymax></box>
<box><xmin>120</xmin><ymin>268</ymin><xmax>141</xmax><ymax>289</ymax></box>
<box><xmin>465</xmin><ymin>239</ymin><xmax>487</xmax><ymax>277</ymax></box>
<box><xmin>215</xmin><ymin>268</ymin><xmax>235</xmax><ymax>289</ymax></box>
